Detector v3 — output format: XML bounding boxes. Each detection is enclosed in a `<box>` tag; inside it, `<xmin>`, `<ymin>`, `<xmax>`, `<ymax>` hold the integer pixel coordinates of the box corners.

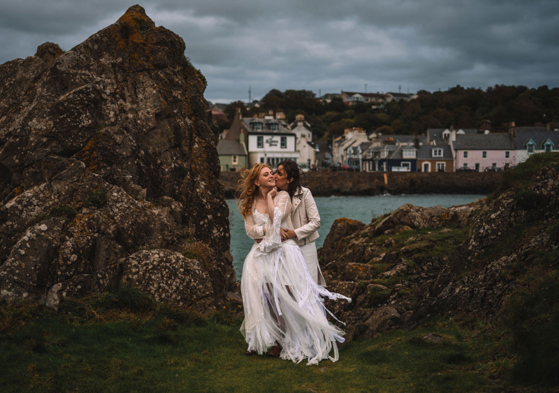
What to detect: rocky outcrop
<box><xmin>319</xmin><ymin>160</ymin><xmax>559</xmax><ymax>340</ymax></box>
<box><xmin>0</xmin><ymin>6</ymin><xmax>233</xmax><ymax>310</ymax></box>
<box><xmin>220</xmin><ymin>171</ymin><xmax>500</xmax><ymax>198</ymax></box>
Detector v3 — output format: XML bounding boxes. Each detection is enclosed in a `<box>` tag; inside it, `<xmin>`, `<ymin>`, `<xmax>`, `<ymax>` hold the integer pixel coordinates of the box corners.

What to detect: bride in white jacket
<box><xmin>237</xmin><ymin>163</ymin><xmax>350</xmax><ymax>365</ymax></box>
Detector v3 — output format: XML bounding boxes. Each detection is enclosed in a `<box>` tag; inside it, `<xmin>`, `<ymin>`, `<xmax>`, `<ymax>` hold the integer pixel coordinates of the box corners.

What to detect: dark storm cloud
<box><xmin>1</xmin><ymin>0</ymin><xmax>558</xmax><ymax>103</ymax></box>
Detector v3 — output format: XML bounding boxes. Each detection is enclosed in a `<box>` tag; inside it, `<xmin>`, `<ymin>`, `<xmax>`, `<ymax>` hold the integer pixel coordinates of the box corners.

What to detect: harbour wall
<box><xmin>219</xmin><ymin>171</ymin><xmax>501</xmax><ymax>198</ymax></box>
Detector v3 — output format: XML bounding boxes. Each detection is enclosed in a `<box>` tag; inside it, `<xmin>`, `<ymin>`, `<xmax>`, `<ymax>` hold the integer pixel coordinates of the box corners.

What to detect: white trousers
<box><xmin>299</xmin><ymin>241</ymin><xmax>326</xmax><ymax>287</ymax></box>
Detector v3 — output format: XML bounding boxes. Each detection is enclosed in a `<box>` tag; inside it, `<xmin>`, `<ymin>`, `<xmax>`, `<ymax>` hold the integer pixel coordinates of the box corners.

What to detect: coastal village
<box><xmin>217</xmin><ymin>91</ymin><xmax>559</xmax><ymax>173</ymax></box>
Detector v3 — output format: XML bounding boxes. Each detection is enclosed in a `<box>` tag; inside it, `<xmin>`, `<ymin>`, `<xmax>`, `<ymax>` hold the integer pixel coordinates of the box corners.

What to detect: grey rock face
<box><xmin>320</xmin><ymin>163</ymin><xmax>559</xmax><ymax>341</ymax></box>
<box><xmin>0</xmin><ymin>6</ymin><xmax>234</xmax><ymax>310</ymax></box>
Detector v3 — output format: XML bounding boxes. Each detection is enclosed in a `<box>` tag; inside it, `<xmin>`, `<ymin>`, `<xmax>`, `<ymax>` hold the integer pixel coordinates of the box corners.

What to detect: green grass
<box><xmin>0</xmin><ymin>297</ymin><xmax>530</xmax><ymax>393</ymax></box>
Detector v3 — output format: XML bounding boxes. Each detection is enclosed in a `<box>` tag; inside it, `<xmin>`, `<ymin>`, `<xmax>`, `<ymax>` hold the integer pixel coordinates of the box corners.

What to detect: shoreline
<box><xmin>220</xmin><ymin>171</ymin><xmax>501</xmax><ymax>198</ymax></box>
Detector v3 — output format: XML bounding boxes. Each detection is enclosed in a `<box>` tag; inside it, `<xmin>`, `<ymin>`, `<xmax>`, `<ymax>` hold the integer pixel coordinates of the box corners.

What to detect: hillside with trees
<box><xmin>221</xmin><ymin>85</ymin><xmax>559</xmax><ymax>141</ymax></box>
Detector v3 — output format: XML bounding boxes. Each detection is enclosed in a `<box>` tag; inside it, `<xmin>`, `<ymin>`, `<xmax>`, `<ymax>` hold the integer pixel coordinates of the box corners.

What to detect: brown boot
<box><xmin>245</xmin><ymin>347</ymin><xmax>257</xmax><ymax>356</ymax></box>
<box><xmin>268</xmin><ymin>342</ymin><xmax>282</xmax><ymax>357</ymax></box>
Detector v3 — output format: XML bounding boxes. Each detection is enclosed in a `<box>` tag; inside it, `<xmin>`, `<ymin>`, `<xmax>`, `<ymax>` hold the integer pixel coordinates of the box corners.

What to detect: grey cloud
<box><xmin>0</xmin><ymin>0</ymin><xmax>558</xmax><ymax>103</ymax></box>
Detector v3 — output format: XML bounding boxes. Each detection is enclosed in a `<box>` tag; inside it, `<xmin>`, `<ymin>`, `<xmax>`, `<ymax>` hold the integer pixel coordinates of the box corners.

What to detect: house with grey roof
<box><xmin>341</xmin><ymin>91</ymin><xmax>387</xmax><ymax>108</ymax></box>
<box><xmin>217</xmin><ymin>139</ymin><xmax>248</xmax><ymax>171</ymax></box>
<box><xmin>515</xmin><ymin>130</ymin><xmax>559</xmax><ymax>164</ymax></box>
<box><xmin>451</xmin><ymin>134</ymin><xmax>515</xmax><ymax>172</ymax></box>
<box><xmin>417</xmin><ymin>145</ymin><xmax>454</xmax><ymax>172</ymax></box>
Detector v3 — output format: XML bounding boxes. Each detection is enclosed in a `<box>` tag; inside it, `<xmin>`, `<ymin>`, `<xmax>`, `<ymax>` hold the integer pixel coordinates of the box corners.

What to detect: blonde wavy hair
<box><xmin>237</xmin><ymin>163</ymin><xmax>272</xmax><ymax>218</ymax></box>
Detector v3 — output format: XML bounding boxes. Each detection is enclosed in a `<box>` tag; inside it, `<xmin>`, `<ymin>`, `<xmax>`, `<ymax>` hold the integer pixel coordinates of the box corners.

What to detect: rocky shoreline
<box><xmin>317</xmin><ymin>156</ymin><xmax>559</xmax><ymax>341</ymax></box>
<box><xmin>219</xmin><ymin>171</ymin><xmax>500</xmax><ymax>198</ymax></box>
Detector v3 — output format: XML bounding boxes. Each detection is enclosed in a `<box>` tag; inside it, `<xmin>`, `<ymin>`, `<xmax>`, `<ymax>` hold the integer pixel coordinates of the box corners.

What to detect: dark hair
<box><xmin>278</xmin><ymin>160</ymin><xmax>302</xmax><ymax>197</ymax></box>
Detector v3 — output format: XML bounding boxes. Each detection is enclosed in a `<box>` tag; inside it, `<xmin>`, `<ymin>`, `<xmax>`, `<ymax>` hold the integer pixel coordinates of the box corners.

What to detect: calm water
<box><xmin>227</xmin><ymin>194</ymin><xmax>485</xmax><ymax>279</ymax></box>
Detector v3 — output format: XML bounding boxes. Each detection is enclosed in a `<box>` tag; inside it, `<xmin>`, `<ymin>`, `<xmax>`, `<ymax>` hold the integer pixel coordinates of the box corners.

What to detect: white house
<box><xmin>332</xmin><ymin>127</ymin><xmax>369</xmax><ymax>165</ymax></box>
<box><xmin>290</xmin><ymin>114</ymin><xmax>316</xmax><ymax>170</ymax></box>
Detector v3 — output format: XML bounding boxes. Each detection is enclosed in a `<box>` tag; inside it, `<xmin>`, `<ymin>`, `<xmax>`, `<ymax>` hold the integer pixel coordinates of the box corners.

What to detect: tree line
<box><xmin>220</xmin><ymin>85</ymin><xmax>559</xmax><ymax>141</ymax></box>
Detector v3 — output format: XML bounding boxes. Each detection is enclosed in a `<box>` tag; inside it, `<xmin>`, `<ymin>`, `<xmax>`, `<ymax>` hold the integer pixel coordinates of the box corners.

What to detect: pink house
<box><xmin>452</xmin><ymin>134</ymin><xmax>516</xmax><ymax>172</ymax></box>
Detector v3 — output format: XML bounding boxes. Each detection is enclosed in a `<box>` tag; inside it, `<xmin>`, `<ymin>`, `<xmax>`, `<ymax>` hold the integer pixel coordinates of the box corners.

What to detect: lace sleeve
<box><xmin>244</xmin><ymin>212</ymin><xmax>265</xmax><ymax>239</ymax></box>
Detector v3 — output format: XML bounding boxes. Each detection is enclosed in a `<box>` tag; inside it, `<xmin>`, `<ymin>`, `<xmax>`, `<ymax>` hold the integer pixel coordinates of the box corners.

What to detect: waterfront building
<box><xmin>224</xmin><ymin>110</ymin><xmax>298</xmax><ymax>168</ymax></box>
<box><xmin>515</xmin><ymin>128</ymin><xmax>559</xmax><ymax>164</ymax></box>
<box><xmin>332</xmin><ymin>127</ymin><xmax>369</xmax><ymax>165</ymax></box>
<box><xmin>217</xmin><ymin>139</ymin><xmax>248</xmax><ymax>171</ymax></box>
<box><xmin>290</xmin><ymin>114</ymin><xmax>316</xmax><ymax>170</ymax></box>
<box><xmin>417</xmin><ymin>145</ymin><xmax>454</xmax><ymax>172</ymax></box>
<box><xmin>452</xmin><ymin>133</ymin><xmax>515</xmax><ymax>171</ymax></box>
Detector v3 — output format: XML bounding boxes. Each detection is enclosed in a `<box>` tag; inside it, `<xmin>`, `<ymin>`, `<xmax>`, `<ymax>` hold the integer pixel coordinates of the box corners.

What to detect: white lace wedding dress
<box><xmin>240</xmin><ymin>191</ymin><xmax>350</xmax><ymax>365</ymax></box>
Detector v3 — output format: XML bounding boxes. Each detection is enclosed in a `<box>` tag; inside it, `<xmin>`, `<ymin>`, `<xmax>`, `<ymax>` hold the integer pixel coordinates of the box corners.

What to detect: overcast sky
<box><xmin>1</xmin><ymin>0</ymin><xmax>558</xmax><ymax>103</ymax></box>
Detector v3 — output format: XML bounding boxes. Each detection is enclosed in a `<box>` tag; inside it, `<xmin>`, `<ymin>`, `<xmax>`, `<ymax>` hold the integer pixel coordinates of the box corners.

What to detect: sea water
<box><xmin>227</xmin><ymin>194</ymin><xmax>486</xmax><ymax>279</ymax></box>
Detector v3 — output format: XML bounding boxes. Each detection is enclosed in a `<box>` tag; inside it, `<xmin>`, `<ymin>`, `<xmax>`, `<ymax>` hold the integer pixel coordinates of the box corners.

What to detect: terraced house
<box><xmin>452</xmin><ymin>133</ymin><xmax>515</xmax><ymax>172</ymax></box>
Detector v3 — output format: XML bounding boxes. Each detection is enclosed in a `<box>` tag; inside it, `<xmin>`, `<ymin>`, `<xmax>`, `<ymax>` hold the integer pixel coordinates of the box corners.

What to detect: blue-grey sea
<box><xmin>227</xmin><ymin>194</ymin><xmax>486</xmax><ymax>279</ymax></box>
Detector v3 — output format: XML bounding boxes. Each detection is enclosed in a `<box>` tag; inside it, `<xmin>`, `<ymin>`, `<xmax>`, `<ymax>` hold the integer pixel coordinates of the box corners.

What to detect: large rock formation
<box><xmin>0</xmin><ymin>5</ymin><xmax>234</xmax><ymax>310</ymax></box>
<box><xmin>319</xmin><ymin>158</ymin><xmax>559</xmax><ymax>340</ymax></box>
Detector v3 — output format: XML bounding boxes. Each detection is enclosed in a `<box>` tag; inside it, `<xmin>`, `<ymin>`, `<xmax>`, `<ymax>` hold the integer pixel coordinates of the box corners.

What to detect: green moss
<box><xmin>50</xmin><ymin>205</ymin><xmax>77</xmax><ymax>220</ymax></box>
<box><xmin>83</xmin><ymin>190</ymin><xmax>107</xmax><ymax>208</ymax></box>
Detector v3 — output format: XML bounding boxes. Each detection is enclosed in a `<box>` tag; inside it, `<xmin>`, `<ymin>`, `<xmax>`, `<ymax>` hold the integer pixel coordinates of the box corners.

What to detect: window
<box><xmin>260</xmin><ymin>157</ymin><xmax>264</xmax><ymax>163</ymax></box>
<box><xmin>257</xmin><ymin>136</ymin><xmax>263</xmax><ymax>148</ymax></box>
<box><xmin>505</xmin><ymin>151</ymin><xmax>510</xmax><ymax>159</ymax></box>
<box><xmin>482</xmin><ymin>151</ymin><xmax>487</xmax><ymax>158</ymax></box>
<box><xmin>403</xmin><ymin>149</ymin><xmax>416</xmax><ymax>158</ymax></box>
<box><xmin>475</xmin><ymin>163</ymin><xmax>480</xmax><ymax>171</ymax></box>
<box><xmin>436</xmin><ymin>162</ymin><xmax>445</xmax><ymax>172</ymax></box>
<box><xmin>281</xmin><ymin>136</ymin><xmax>287</xmax><ymax>149</ymax></box>
<box><xmin>423</xmin><ymin>163</ymin><xmax>430</xmax><ymax>172</ymax></box>
<box><xmin>545</xmin><ymin>143</ymin><xmax>553</xmax><ymax>153</ymax></box>
<box><xmin>253</xmin><ymin>122</ymin><xmax>263</xmax><ymax>131</ymax></box>
<box><xmin>269</xmin><ymin>123</ymin><xmax>278</xmax><ymax>131</ymax></box>
<box><xmin>463</xmin><ymin>151</ymin><xmax>468</xmax><ymax>158</ymax></box>
<box><xmin>401</xmin><ymin>162</ymin><xmax>411</xmax><ymax>171</ymax></box>
<box><xmin>527</xmin><ymin>143</ymin><xmax>535</xmax><ymax>153</ymax></box>
<box><xmin>232</xmin><ymin>155</ymin><xmax>238</xmax><ymax>165</ymax></box>
<box><xmin>432</xmin><ymin>148</ymin><xmax>443</xmax><ymax>157</ymax></box>
<box><xmin>492</xmin><ymin>163</ymin><xmax>497</xmax><ymax>168</ymax></box>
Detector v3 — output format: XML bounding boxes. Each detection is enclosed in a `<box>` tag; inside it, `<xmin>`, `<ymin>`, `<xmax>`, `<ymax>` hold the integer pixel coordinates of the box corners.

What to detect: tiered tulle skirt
<box><xmin>240</xmin><ymin>239</ymin><xmax>350</xmax><ymax>365</ymax></box>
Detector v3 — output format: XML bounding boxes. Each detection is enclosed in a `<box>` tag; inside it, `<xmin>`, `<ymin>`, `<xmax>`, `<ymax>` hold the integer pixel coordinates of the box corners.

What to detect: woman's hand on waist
<box><xmin>280</xmin><ymin>228</ymin><xmax>297</xmax><ymax>241</ymax></box>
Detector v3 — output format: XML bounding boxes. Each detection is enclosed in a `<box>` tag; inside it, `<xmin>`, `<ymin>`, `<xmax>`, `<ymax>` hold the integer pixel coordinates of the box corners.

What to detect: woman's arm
<box><xmin>244</xmin><ymin>213</ymin><xmax>265</xmax><ymax>239</ymax></box>
<box><xmin>293</xmin><ymin>189</ymin><xmax>321</xmax><ymax>240</ymax></box>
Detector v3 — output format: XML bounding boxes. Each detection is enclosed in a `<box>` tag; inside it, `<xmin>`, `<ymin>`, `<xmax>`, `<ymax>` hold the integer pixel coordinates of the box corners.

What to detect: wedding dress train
<box><xmin>240</xmin><ymin>191</ymin><xmax>350</xmax><ymax>365</ymax></box>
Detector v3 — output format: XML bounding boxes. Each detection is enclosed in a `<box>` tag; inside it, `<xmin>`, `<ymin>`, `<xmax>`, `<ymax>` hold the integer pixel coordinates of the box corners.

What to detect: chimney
<box><xmin>414</xmin><ymin>135</ymin><xmax>420</xmax><ymax>149</ymax></box>
<box><xmin>508</xmin><ymin>121</ymin><xmax>516</xmax><ymax>140</ymax></box>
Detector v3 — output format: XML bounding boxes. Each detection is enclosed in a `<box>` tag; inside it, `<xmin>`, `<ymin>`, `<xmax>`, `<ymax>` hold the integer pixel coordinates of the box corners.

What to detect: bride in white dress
<box><xmin>237</xmin><ymin>163</ymin><xmax>350</xmax><ymax>365</ymax></box>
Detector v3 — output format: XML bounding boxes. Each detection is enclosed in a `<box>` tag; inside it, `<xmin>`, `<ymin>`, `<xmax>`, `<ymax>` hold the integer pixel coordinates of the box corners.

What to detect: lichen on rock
<box><xmin>0</xmin><ymin>5</ymin><xmax>232</xmax><ymax>311</ymax></box>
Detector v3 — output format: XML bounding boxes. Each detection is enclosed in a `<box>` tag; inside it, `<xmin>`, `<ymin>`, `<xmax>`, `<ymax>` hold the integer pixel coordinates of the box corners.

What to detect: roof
<box><xmin>242</xmin><ymin>118</ymin><xmax>291</xmax><ymax>134</ymax></box>
<box><xmin>516</xmin><ymin>130</ymin><xmax>559</xmax><ymax>148</ymax></box>
<box><xmin>378</xmin><ymin>134</ymin><xmax>426</xmax><ymax>144</ymax></box>
<box><xmin>427</xmin><ymin>128</ymin><xmax>477</xmax><ymax>143</ymax></box>
<box><xmin>217</xmin><ymin>140</ymin><xmax>247</xmax><ymax>156</ymax></box>
<box><xmin>342</xmin><ymin>91</ymin><xmax>387</xmax><ymax>99</ymax></box>
<box><xmin>453</xmin><ymin>134</ymin><xmax>514</xmax><ymax>150</ymax></box>
<box><xmin>417</xmin><ymin>145</ymin><xmax>453</xmax><ymax>160</ymax></box>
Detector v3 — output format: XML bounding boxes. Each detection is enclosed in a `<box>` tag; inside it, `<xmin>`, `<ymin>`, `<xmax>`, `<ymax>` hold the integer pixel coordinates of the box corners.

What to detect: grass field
<box><xmin>0</xmin><ymin>291</ymin><xmax>540</xmax><ymax>393</ymax></box>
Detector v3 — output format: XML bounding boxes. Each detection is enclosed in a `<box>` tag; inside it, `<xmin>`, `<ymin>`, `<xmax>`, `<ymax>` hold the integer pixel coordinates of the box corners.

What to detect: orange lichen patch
<box><xmin>14</xmin><ymin>186</ymin><xmax>23</xmax><ymax>197</ymax></box>
<box><xmin>78</xmin><ymin>134</ymin><xmax>102</xmax><ymax>172</ymax></box>
<box><xmin>338</xmin><ymin>217</ymin><xmax>362</xmax><ymax>225</ymax></box>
